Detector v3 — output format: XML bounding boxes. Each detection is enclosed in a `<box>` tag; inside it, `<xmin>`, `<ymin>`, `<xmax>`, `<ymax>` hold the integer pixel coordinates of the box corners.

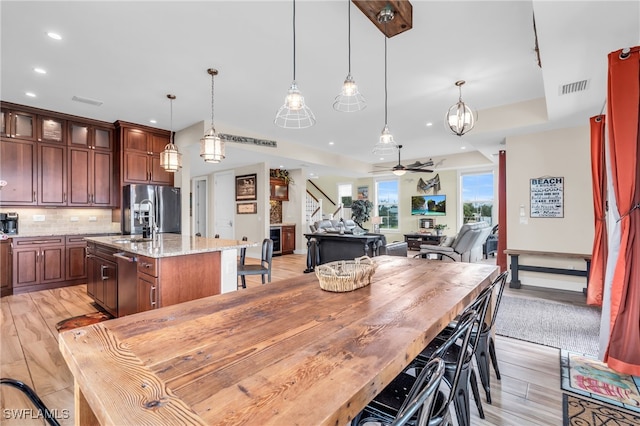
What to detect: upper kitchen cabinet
<box><xmin>1</xmin><ymin>107</ymin><xmax>36</xmax><ymax>141</ymax></box>
<box><xmin>38</xmin><ymin>115</ymin><xmax>66</xmax><ymax>144</ymax></box>
<box><xmin>68</xmin><ymin>121</ymin><xmax>113</xmax><ymax>151</ymax></box>
<box><xmin>0</xmin><ymin>139</ymin><xmax>37</xmax><ymax>205</ymax></box>
<box><xmin>116</xmin><ymin>121</ymin><xmax>173</xmax><ymax>186</ymax></box>
<box><xmin>270</xmin><ymin>178</ymin><xmax>289</xmax><ymax>201</ymax></box>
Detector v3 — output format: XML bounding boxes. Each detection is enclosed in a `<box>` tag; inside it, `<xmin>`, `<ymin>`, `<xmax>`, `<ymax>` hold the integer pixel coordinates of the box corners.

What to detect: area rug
<box><xmin>561</xmin><ymin>349</ymin><xmax>640</xmax><ymax>413</ymax></box>
<box><xmin>563</xmin><ymin>394</ymin><xmax>640</xmax><ymax>426</ymax></box>
<box><xmin>55</xmin><ymin>311</ymin><xmax>112</xmax><ymax>333</ymax></box>
<box><xmin>494</xmin><ymin>294</ymin><xmax>601</xmax><ymax>356</ymax></box>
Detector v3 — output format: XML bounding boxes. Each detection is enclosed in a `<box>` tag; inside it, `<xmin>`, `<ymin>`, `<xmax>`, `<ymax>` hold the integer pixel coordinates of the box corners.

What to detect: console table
<box><xmin>303</xmin><ymin>233</ymin><xmax>384</xmax><ymax>272</ymax></box>
<box><xmin>404</xmin><ymin>233</ymin><xmax>446</xmax><ymax>250</ymax></box>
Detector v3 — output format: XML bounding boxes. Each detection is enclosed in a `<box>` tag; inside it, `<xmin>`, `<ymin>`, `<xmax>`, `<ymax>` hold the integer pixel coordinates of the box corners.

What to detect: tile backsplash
<box><xmin>0</xmin><ymin>208</ymin><xmax>120</xmax><ymax>236</ymax></box>
<box><xmin>270</xmin><ymin>200</ymin><xmax>282</xmax><ymax>224</ymax></box>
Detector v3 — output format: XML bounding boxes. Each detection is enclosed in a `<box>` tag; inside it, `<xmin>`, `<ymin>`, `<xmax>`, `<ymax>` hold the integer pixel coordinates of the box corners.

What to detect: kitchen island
<box><xmin>84</xmin><ymin>234</ymin><xmax>257</xmax><ymax>317</ymax></box>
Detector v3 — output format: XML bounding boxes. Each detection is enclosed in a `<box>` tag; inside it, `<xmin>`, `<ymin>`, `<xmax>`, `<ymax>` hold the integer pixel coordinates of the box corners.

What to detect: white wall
<box><xmin>506</xmin><ymin>125</ymin><xmax>594</xmax><ymax>291</ymax></box>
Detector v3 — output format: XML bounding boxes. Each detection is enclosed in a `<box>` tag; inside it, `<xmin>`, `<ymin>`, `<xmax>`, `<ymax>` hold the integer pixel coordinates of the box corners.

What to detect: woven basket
<box><xmin>315</xmin><ymin>256</ymin><xmax>377</xmax><ymax>292</ymax></box>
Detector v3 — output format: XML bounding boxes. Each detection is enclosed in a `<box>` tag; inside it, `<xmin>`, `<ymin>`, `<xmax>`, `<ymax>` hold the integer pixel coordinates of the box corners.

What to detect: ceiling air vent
<box><xmin>559</xmin><ymin>79</ymin><xmax>589</xmax><ymax>95</ymax></box>
<box><xmin>71</xmin><ymin>95</ymin><xmax>103</xmax><ymax>106</ymax></box>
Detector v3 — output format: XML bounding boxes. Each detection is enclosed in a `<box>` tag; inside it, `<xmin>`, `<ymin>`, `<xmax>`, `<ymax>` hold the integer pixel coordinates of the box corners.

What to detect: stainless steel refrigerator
<box><xmin>122</xmin><ymin>184</ymin><xmax>181</xmax><ymax>235</ymax></box>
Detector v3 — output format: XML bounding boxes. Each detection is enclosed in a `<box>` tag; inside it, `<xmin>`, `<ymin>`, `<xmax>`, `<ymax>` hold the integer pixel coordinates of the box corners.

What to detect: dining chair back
<box><xmin>237</xmin><ymin>238</ymin><xmax>273</xmax><ymax>288</ymax></box>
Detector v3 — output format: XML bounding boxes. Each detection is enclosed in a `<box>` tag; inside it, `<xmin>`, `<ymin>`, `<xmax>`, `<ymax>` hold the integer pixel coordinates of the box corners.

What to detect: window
<box><xmin>376</xmin><ymin>179</ymin><xmax>399</xmax><ymax>231</ymax></box>
<box><xmin>337</xmin><ymin>183</ymin><xmax>353</xmax><ymax>219</ymax></box>
<box><xmin>461</xmin><ymin>171</ymin><xmax>494</xmax><ymax>225</ymax></box>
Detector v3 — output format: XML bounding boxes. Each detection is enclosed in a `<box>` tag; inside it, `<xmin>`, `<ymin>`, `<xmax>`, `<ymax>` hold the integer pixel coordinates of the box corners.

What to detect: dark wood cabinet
<box><xmin>137</xmin><ymin>256</ymin><xmax>158</xmax><ymax>313</ymax></box>
<box><xmin>66</xmin><ymin>236</ymin><xmax>87</xmax><ymax>281</ymax></box>
<box><xmin>38</xmin><ymin>115</ymin><xmax>66</xmax><ymax>144</ymax></box>
<box><xmin>0</xmin><ymin>139</ymin><xmax>37</xmax><ymax>205</ymax></box>
<box><xmin>270</xmin><ymin>178</ymin><xmax>289</xmax><ymax>201</ymax></box>
<box><xmin>117</xmin><ymin>122</ymin><xmax>173</xmax><ymax>186</ymax></box>
<box><xmin>403</xmin><ymin>233</ymin><xmax>446</xmax><ymax>251</ymax></box>
<box><xmin>1</xmin><ymin>239</ymin><xmax>12</xmax><ymax>297</ymax></box>
<box><xmin>86</xmin><ymin>242</ymin><xmax>118</xmax><ymax>316</ymax></box>
<box><xmin>38</xmin><ymin>143</ymin><xmax>67</xmax><ymax>206</ymax></box>
<box><xmin>68</xmin><ymin>121</ymin><xmax>112</xmax><ymax>151</ymax></box>
<box><xmin>1</xmin><ymin>108</ymin><xmax>36</xmax><ymax>141</ymax></box>
<box><xmin>68</xmin><ymin>146</ymin><xmax>114</xmax><ymax>207</ymax></box>
<box><xmin>282</xmin><ymin>225</ymin><xmax>295</xmax><ymax>255</ymax></box>
<box><xmin>12</xmin><ymin>237</ymin><xmax>66</xmax><ymax>290</ymax></box>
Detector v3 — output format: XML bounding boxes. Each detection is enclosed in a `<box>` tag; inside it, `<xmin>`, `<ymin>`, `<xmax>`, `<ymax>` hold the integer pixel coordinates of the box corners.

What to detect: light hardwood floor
<box><xmin>1</xmin><ymin>254</ymin><xmax>577</xmax><ymax>425</ymax></box>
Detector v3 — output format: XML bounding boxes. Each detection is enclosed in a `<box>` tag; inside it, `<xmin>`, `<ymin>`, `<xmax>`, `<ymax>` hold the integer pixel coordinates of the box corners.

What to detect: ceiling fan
<box><xmin>372</xmin><ymin>145</ymin><xmax>434</xmax><ymax>175</ymax></box>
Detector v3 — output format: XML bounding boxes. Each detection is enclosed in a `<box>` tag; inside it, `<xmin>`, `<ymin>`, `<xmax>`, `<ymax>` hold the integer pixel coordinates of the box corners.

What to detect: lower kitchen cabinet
<box><xmin>137</xmin><ymin>256</ymin><xmax>158</xmax><ymax>313</ymax></box>
<box><xmin>66</xmin><ymin>235</ymin><xmax>87</xmax><ymax>281</ymax></box>
<box><xmin>12</xmin><ymin>236</ymin><xmax>65</xmax><ymax>291</ymax></box>
<box><xmin>282</xmin><ymin>225</ymin><xmax>295</xmax><ymax>255</ymax></box>
<box><xmin>1</xmin><ymin>240</ymin><xmax>12</xmax><ymax>297</ymax></box>
<box><xmin>86</xmin><ymin>242</ymin><xmax>118</xmax><ymax>316</ymax></box>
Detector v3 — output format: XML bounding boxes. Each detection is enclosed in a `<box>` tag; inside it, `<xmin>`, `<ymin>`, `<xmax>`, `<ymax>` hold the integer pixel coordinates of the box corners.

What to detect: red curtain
<box><xmin>587</xmin><ymin>116</ymin><xmax>606</xmax><ymax>306</ymax></box>
<box><xmin>604</xmin><ymin>46</ymin><xmax>640</xmax><ymax>376</ymax></box>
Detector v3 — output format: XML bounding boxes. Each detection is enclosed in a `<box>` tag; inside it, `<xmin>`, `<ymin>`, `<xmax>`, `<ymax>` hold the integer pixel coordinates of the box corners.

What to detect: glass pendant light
<box><xmin>160</xmin><ymin>94</ymin><xmax>182</xmax><ymax>172</ymax></box>
<box><xmin>275</xmin><ymin>0</ymin><xmax>316</xmax><ymax>129</ymax></box>
<box><xmin>372</xmin><ymin>18</ymin><xmax>398</xmax><ymax>156</ymax></box>
<box><xmin>333</xmin><ymin>0</ymin><xmax>366</xmax><ymax>112</ymax></box>
<box><xmin>200</xmin><ymin>68</ymin><xmax>225</xmax><ymax>163</ymax></box>
<box><xmin>445</xmin><ymin>80</ymin><xmax>476</xmax><ymax>136</ymax></box>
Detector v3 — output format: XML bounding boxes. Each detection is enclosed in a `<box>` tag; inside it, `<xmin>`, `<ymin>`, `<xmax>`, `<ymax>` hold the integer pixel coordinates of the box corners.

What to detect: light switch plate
<box><xmin>70</xmin><ymin>216</ymin><xmax>79</xmax><ymax>222</ymax></box>
<box><xmin>33</xmin><ymin>215</ymin><xmax>45</xmax><ymax>222</ymax></box>
<box><xmin>88</xmin><ymin>216</ymin><xmax>97</xmax><ymax>222</ymax></box>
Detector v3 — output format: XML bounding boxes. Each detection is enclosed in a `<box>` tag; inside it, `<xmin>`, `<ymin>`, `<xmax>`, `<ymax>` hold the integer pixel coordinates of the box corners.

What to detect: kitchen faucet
<box><xmin>139</xmin><ymin>199</ymin><xmax>158</xmax><ymax>240</ymax></box>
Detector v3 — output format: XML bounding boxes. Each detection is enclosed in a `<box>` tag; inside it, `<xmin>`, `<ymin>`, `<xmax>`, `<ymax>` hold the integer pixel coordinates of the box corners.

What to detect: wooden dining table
<box><xmin>59</xmin><ymin>256</ymin><xmax>498</xmax><ymax>426</ymax></box>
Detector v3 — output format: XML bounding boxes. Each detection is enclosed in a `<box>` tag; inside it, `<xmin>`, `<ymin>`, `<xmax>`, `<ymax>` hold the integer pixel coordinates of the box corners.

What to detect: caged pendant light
<box><xmin>160</xmin><ymin>94</ymin><xmax>182</xmax><ymax>172</ymax></box>
<box><xmin>200</xmin><ymin>68</ymin><xmax>225</xmax><ymax>163</ymax></box>
<box><xmin>333</xmin><ymin>0</ymin><xmax>366</xmax><ymax>112</ymax></box>
<box><xmin>275</xmin><ymin>0</ymin><xmax>316</xmax><ymax>129</ymax></box>
<box><xmin>372</xmin><ymin>9</ymin><xmax>398</xmax><ymax>156</ymax></box>
<box><xmin>445</xmin><ymin>80</ymin><xmax>476</xmax><ymax>136</ymax></box>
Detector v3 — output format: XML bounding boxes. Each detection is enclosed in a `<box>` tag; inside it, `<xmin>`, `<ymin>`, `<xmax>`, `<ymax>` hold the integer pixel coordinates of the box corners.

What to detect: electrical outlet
<box><xmin>33</xmin><ymin>215</ymin><xmax>45</xmax><ymax>222</ymax></box>
<box><xmin>70</xmin><ymin>216</ymin><xmax>79</xmax><ymax>222</ymax></box>
<box><xmin>88</xmin><ymin>216</ymin><xmax>97</xmax><ymax>222</ymax></box>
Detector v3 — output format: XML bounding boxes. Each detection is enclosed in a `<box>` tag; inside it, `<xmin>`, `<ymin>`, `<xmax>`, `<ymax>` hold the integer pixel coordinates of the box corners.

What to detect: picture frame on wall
<box><xmin>237</xmin><ymin>202</ymin><xmax>257</xmax><ymax>214</ymax></box>
<box><xmin>236</xmin><ymin>173</ymin><xmax>257</xmax><ymax>201</ymax></box>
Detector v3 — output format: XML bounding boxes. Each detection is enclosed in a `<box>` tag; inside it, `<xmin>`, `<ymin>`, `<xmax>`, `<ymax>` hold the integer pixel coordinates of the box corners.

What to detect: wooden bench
<box><xmin>504</xmin><ymin>249</ymin><xmax>592</xmax><ymax>293</ymax></box>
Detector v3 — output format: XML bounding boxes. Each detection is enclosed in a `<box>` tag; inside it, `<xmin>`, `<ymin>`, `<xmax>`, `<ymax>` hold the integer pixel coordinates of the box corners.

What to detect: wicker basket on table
<box><xmin>315</xmin><ymin>256</ymin><xmax>377</xmax><ymax>292</ymax></box>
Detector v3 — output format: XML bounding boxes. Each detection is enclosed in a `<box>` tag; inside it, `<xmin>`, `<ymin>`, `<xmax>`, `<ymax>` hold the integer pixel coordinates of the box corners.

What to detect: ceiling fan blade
<box><xmin>406</xmin><ymin>168</ymin><xmax>434</xmax><ymax>173</ymax></box>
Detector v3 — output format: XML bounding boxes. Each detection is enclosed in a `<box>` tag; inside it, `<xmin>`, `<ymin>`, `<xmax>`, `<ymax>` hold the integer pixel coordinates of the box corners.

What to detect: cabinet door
<box><xmin>40</xmin><ymin>245</ymin><xmax>65</xmax><ymax>284</ymax></box>
<box><xmin>93</xmin><ymin>127</ymin><xmax>112</xmax><ymax>151</ymax></box>
<box><xmin>0</xmin><ymin>140</ymin><xmax>37</xmax><ymax>205</ymax></box>
<box><xmin>137</xmin><ymin>273</ymin><xmax>158</xmax><ymax>313</ymax></box>
<box><xmin>66</xmin><ymin>245</ymin><xmax>87</xmax><ymax>281</ymax></box>
<box><xmin>123</xmin><ymin>127</ymin><xmax>148</xmax><ymax>152</ymax></box>
<box><xmin>69</xmin><ymin>122</ymin><xmax>90</xmax><ymax>148</ymax></box>
<box><xmin>1</xmin><ymin>109</ymin><xmax>36</xmax><ymax>141</ymax></box>
<box><xmin>282</xmin><ymin>226</ymin><xmax>295</xmax><ymax>254</ymax></box>
<box><xmin>12</xmin><ymin>247</ymin><xmax>38</xmax><ymax>288</ymax></box>
<box><xmin>68</xmin><ymin>147</ymin><xmax>91</xmax><ymax>205</ymax></box>
<box><xmin>38</xmin><ymin>116</ymin><xmax>65</xmax><ymax>144</ymax></box>
<box><xmin>1</xmin><ymin>240</ymin><xmax>11</xmax><ymax>296</ymax></box>
<box><xmin>38</xmin><ymin>143</ymin><xmax>67</xmax><ymax>205</ymax></box>
<box><xmin>92</xmin><ymin>151</ymin><xmax>113</xmax><ymax>206</ymax></box>
<box><xmin>123</xmin><ymin>150</ymin><xmax>150</xmax><ymax>183</ymax></box>
<box><xmin>149</xmin><ymin>153</ymin><xmax>173</xmax><ymax>185</ymax></box>
<box><xmin>101</xmin><ymin>258</ymin><xmax>118</xmax><ymax>316</ymax></box>
<box><xmin>87</xmin><ymin>254</ymin><xmax>100</xmax><ymax>299</ymax></box>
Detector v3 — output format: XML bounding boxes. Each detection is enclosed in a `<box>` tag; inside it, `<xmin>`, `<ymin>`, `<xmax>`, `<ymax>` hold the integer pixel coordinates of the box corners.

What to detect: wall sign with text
<box><xmin>530</xmin><ymin>176</ymin><xmax>564</xmax><ymax>218</ymax></box>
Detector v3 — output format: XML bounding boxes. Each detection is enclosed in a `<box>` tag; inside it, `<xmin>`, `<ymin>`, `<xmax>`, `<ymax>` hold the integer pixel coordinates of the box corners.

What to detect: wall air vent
<box><xmin>71</xmin><ymin>95</ymin><xmax>103</xmax><ymax>106</ymax></box>
<box><xmin>559</xmin><ymin>79</ymin><xmax>589</xmax><ymax>95</ymax></box>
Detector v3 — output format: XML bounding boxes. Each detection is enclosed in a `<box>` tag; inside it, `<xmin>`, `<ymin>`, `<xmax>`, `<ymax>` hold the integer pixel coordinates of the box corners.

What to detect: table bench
<box><xmin>504</xmin><ymin>249</ymin><xmax>592</xmax><ymax>294</ymax></box>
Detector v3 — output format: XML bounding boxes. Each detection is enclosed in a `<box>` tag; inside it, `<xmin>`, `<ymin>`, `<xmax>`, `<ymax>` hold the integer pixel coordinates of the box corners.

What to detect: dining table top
<box><xmin>59</xmin><ymin>256</ymin><xmax>498</xmax><ymax>426</ymax></box>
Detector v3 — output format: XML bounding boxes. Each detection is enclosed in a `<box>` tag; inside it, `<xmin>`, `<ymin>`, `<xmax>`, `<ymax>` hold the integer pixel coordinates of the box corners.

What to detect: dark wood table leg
<box><xmin>509</xmin><ymin>254</ymin><xmax>521</xmax><ymax>288</ymax></box>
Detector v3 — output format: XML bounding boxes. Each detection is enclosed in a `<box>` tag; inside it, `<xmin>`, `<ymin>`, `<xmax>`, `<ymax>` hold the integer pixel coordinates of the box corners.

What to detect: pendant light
<box><xmin>445</xmin><ymin>80</ymin><xmax>476</xmax><ymax>136</ymax></box>
<box><xmin>200</xmin><ymin>68</ymin><xmax>225</xmax><ymax>163</ymax></box>
<box><xmin>160</xmin><ymin>94</ymin><xmax>182</xmax><ymax>172</ymax></box>
<box><xmin>372</xmin><ymin>11</ymin><xmax>398</xmax><ymax>156</ymax></box>
<box><xmin>333</xmin><ymin>0</ymin><xmax>366</xmax><ymax>112</ymax></box>
<box><xmin>275</xmin><ymin>0</ymin><xmax>316</xmax><ymax>129</ymax></box>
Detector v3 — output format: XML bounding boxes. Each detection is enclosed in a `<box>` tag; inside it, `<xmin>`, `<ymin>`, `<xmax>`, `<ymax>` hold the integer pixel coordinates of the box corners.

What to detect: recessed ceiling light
<box><xmin>25</xmin><ymin>92</ymin><xmax>36</xmax><ymax>97</ymax></box>
<box><xmin>328</xmin><ymin>141</ymin><xmax>335</xmax><ymax>145</ymax></box>
<box><xmin>460</xmin><ymin>146</ymin><xmax>467</xmax><ymax>150</ymax></box>
<box><xmin>425</xmin><ymin>122</ymin><xmax>433</xmax><ymax>127</ymax></box>
<box><xmin>279</xmin><ymin>164</ymin><xmax>284</xmax><ymax>168</ymax></box>
<box><xmin>379</xmin><ymin>157</ymin><xmax>384</xmax><ymax>161</ymax></box>
<box><xmin>46</xmin><ymin>32</ymin><xmax>62</xmax><ymax>40</ymax></box>
<box><xmin>149</xmin><ymin>119</ymin><xmax>157</xmax><ymax>124</ymax></box>
<box><xmin>33</xmin><ymin>67</ymin><xmax>47</xmax><ymax>74</ymax></box>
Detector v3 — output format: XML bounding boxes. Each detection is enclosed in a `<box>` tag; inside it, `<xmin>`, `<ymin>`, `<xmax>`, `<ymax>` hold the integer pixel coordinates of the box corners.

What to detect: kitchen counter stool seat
<box><xmin>237</xmin><ymin>238</ymin><xmax>273</xmax><ymax>288</ymax></box>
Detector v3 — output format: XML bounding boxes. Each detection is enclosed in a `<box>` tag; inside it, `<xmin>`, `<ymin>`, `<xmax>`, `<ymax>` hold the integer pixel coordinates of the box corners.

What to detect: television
<box><xmin>411</xmin><ymin>194</ymin><xmax>446</xmax><ymax>216</ymax></box>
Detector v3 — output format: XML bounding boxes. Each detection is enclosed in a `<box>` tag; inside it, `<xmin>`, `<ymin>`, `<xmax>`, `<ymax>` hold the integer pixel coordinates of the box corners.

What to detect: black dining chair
<box><xmin>354</xmin><ymin>310</ymin><xmax>477</xmax><ymax>426</ymax></box>
<box><xmin>353</xmin><ymin>358</ymin><xmax>446</xmax><ymax>426</ymax></box>
<box><xmin>237</xmin><ymin>238</ymin><xmax>273</xmax><ymax>288</ymax></box>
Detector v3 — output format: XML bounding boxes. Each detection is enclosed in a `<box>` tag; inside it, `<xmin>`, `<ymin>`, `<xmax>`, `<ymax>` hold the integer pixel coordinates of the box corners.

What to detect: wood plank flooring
<box><xmin>0</xmin><ymin>254</ymin><xmax>580</xmax><ymax>425</ymax></box>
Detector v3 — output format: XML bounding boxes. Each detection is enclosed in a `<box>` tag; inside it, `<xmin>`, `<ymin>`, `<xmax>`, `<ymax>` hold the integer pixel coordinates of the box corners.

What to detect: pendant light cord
<box><xmin>384</xmin><ymin>32</ymin><xmax>388</xmax><ymax>126</ymax></box>
<box><xmin>347</xmin><ymin>0</ymin><xmax>351</xmax><ymax>74</ymax></box>
<box><xmin>292</xmin><ymin>0</ymin><xmax>296</xmax><ymax>81</ymax></box>
<box><xmin>211</xmin><ymin>73</ymin><xmax>215</xmax><ymax>128</ymax></box>
<box><xmin>170</xmin><ymin>97</ymin><xmax>174</xmax><ymax>143</ymax></box>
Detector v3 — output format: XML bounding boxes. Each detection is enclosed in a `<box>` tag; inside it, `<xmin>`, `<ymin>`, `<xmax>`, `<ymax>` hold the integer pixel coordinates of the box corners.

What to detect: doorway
<box><xmin>192</xmin><ymin>177</ymin><xmax>208</xmax><ymax>237</ymax></box>
<box><xmin>214</xmin><ymin>170</ymin><xmax>235</xmax><ymax>239</ymax></box>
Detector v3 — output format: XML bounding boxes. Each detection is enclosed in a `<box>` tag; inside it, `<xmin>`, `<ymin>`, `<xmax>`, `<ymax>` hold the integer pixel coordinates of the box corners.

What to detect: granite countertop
<box><xmin>84</xmin><ymin>234</ymin><xmax>258</xmax><ymax>258</ymax></box>
<box><xmin>270</xmin><ymin>223</ymin><xmax>296</xmax><ymax>227</ymax></box>
<box><xmin>5</xmin><ymin>231</ymin><xmax>119</xmax><ymax>238</ymax></box>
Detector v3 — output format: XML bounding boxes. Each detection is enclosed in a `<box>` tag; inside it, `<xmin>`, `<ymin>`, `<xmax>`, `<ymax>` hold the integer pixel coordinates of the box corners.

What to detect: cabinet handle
<box><xmin>100</xmin><ymin>265</ymin><xmax>108</xmax><ymax>280</ymax></box>
<box><xmin>150</xmin><ymin>285</ymin><xmax>156</xmax><ymax>307</ymax></box>
<box><xmin>63</xmin><ymin>192</ymin><xmax>67</xmax><ymax>202</ymax></box>
<box><xmin>33</xmin><ymin>191</ymin><xmax>36</xmax><ymax>202</ymax></box>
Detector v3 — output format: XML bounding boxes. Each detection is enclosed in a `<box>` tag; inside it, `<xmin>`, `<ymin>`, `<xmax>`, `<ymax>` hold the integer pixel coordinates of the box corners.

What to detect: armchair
<box><xmin>417</xmin><ymin>222</ymin><xmax>492</xmax><ymax>263</ymax></box>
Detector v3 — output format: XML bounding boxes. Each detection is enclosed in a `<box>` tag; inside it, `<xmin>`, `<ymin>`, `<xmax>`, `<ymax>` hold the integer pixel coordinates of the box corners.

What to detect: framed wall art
<box><xmin>237</xmin><ymin>202</ymin><xmax>257</xmax><ymax>214</ymax></box>
<box><xmin>236</xmin><ymin>174</ymin><xmax>257</xmax><ymax>201</ymax></box>
<box><xmin>530</xmin><ymin>176</ymin><xmax>564</xmax><ymax>218</ymax></box>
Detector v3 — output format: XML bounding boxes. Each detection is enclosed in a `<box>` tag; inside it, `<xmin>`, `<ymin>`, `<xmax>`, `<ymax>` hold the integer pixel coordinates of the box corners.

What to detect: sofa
<box><xmin>417</xmin><ymin>221</ymin><xmax>492</xmax><ymax>262</ymax></box>
<box><xmin>309</xmin><ymin>219</ymin><xmax>408</xmax><ymax>258</ymax></box>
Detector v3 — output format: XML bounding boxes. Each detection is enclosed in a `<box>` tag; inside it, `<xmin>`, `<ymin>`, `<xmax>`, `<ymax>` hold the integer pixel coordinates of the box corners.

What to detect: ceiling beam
<box><xmin>352</xmin><ymin>0</ymin><xmax>413</xmax><ymax>38</ymax></box>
